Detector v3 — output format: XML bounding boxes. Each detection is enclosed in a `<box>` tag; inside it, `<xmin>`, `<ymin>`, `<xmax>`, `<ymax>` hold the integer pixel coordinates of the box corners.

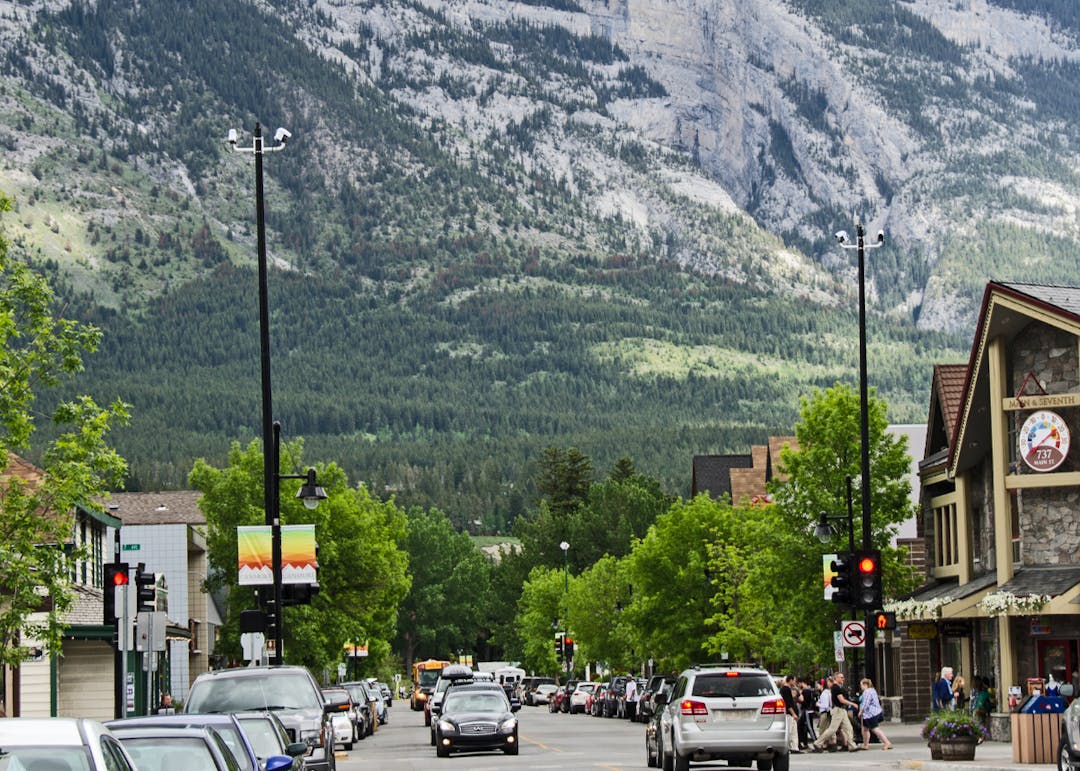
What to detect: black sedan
<box><xmin>434</xmin><ymin>684</ymin><xmax>520</xmax><ymax>757</ymax></box>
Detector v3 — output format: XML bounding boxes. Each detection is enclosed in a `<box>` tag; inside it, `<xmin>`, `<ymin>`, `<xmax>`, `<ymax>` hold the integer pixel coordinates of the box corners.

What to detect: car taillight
<box><xmin>760</xmin><ymin>698</ymin><xmax>786</xmax><ymax>715</ymax></box>
<box><xmin>680</xmin><ymin>699</ymin><xmax>708</xmax><ymax>716</ymax></box>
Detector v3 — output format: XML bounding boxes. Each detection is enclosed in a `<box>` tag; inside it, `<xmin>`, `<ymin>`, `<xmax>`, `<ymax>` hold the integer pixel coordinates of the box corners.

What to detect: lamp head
<box><xmin>559</xmin><ymin>541</ymin><xmax>569</xmax><ymax>552</ymax></box>
<box><xmin>227</xmin><ymin>128</ymin><xmax>238</xmax><ymax>145</ymax></box>
<box><xmin>274</xmin><ymin>127</ymin><xmax>292</xmax><ymax>143</ymax></box>
<box><xmin>297</xmin><ymin>468</ymin><xmax>327</xmax><ymax>509</ymax></box>
<box><xmin>835</xmin><ymin>230</ymin><xmax>849</xmax><ymax>244</ymax></box>
<box><xmin>875</xmin><ymin>230</ymin><xmax>885</xmax><ymax>244</ymax></box>
<box><xmin>813</xmin><ymin>512</ymin><xmax>837</xmax><ymax>543</ymax></box>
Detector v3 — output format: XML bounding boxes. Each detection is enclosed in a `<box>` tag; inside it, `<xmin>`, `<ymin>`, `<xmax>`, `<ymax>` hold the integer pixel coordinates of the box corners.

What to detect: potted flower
<box><xmin>922</xmin><ymin>710</ymin><xmax>989</xmax><ymax>760</ymax></box>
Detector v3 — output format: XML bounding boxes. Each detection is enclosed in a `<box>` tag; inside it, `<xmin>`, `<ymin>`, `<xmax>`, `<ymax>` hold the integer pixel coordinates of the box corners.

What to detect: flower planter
<box><xmin>928</xmin><ymin>739</ymin><xmax>943</xmax><ymax>760</ymax></box>
<box><xmin>940</xmin><ymin>737</ymin><xmax>978</xmax><ymax>761</ymax></box>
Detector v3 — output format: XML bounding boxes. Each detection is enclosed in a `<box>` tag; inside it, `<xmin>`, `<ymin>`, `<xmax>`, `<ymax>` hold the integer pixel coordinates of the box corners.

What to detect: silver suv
<box><xmin>1061</xmin><ymin>694</ymin><xmax>1079</xmax><ymax>771</ymax></box>
<box><xmin>185</xmin><ymin>665</ymin><xmax>335</xmax><ymax>771</ymax></box>
<box><xmin>656</xmin><ymin>663</ymin><xmax>789</xmax><ymax>771</ymax></box>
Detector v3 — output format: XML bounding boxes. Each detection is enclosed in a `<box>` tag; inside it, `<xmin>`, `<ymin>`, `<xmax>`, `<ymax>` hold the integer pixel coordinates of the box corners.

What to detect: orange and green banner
<box><xmin>238</xmin><ymin>525</ymin><xmax>317</xmax><ymax>585</ymax></box>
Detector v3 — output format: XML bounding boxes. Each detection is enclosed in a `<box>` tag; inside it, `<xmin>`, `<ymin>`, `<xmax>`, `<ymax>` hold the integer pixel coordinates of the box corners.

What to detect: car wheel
<box><xmin>662</xmin><ymin>737</ymin><xmax>674</xmax><ymax>771</ymax></box>
<box><xmin>344</xmin><ymin>741</ymin><xmax>353</xmax><ymax>751</ymax></box>
<box><xmin>647</xmin><ymin>735</ymin><xmax>657</xmax><ymax>767</ymax></box>
<box><xmin>771</xmin><ymin>752</ymin><xmax>790</xmax><ymax>771</ymax></box>
<box><xmin>1060</xmin><ymin>736</ymin><xmax>1078</xmax><ymax>771</ymax></box>
<box><xmin>757</xmin><ymin>758</ymin><xmax>773</xmax><ymax>771</ymax></box>
<box><xmin>430</xmin><ymin>727</ymin><xmax>437</xmax><ymax>746</ymax></box>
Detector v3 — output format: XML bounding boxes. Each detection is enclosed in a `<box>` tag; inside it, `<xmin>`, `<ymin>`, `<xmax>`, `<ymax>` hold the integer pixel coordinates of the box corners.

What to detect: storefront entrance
<box><xmin>1037</xmin><ymin>638</ymin><xmax>1077</xmax><ymax>689</ymax></box>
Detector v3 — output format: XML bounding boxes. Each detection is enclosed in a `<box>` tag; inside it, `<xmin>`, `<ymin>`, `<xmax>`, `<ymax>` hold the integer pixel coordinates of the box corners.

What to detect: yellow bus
<box><xmin>411</xmin><ymin>659</ymin><xmax>451</xmax><ymax>710</ymax></box>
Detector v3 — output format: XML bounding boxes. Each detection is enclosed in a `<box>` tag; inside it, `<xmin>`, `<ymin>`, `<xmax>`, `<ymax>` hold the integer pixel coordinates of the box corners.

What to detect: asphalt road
<box><xmin>330</xmin><ymin>703</ymin><xmax>926</xmax><ymax>771</ymax></box>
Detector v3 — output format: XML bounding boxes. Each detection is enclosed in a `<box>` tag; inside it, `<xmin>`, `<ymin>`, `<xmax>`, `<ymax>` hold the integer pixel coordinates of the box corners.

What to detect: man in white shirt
<box><xmin>624</xmin><ymin>676</ymin><xmax>638</xmax><ymax>720</ymax></box>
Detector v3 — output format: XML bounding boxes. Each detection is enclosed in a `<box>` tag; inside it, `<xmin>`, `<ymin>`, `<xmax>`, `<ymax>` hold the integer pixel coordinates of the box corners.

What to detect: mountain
<box><xmin>3</xmin><ymin>0</ymin><xmax>1077</xmax><ymax>525</ymax></box>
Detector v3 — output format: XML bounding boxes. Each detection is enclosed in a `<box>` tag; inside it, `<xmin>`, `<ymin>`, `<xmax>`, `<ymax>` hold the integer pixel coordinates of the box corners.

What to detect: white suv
<box><xmin>656</xmin><ymin>664</ymin><xmax>789</xmax><ymax>771</ymax></box>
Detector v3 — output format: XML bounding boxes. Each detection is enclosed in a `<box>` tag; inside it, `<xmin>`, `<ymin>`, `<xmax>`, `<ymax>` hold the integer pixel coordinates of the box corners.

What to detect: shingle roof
<box><xmin>999</xmin><ymin>282</ymin><xmax>1080</xmax><ymax>318</ymax></box>
<box><xmin>996</xmin><ymin>565</ymin><xmax>1080</xmax><ymax>598</ymax></box>
<box><xmin>105</xmin><ymin>491</ymin><xmax>204</xmax><ymax>525</ymax></box>
<box><xmin>934</xmin><ymin>364</ymin><xmax>967</xmax><ymax>447</ymax></box>
<box><xmin>692</xmin><ymin>455</ymin><xmax>752</xmax><ymax>500</ymax></box>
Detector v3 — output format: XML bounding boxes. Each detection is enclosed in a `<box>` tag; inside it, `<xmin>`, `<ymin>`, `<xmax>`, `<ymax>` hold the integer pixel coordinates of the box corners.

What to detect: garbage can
<box><xmin>1011</xmin><ymin>696</ymin><xmax>1065</xmax><ymax>763</ymax></box>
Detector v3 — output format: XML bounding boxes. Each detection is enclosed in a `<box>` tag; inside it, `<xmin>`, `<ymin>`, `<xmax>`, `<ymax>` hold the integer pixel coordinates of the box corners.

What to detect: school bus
<box><xmin>411</xmin><ymin>659</ymin><xmax>451</xmax><ymax>710</ymax></box>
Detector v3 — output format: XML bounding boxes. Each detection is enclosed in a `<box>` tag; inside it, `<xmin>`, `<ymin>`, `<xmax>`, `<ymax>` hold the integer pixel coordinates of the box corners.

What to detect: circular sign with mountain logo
<box><xmin>1019</xmin><ymin>410</ymin><xmax>1071</xmax><ymax>472</ymax></box>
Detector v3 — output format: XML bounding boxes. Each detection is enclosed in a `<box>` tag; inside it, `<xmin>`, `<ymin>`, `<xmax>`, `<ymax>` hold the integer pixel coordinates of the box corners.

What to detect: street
<box><xmin>330</xmin><ymin>703</ymin><xmax>973</xmax><ymax>771</ymax></box>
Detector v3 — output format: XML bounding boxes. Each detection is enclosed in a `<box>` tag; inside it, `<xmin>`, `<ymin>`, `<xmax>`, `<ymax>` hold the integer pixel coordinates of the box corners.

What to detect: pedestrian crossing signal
<box><xmin>873</xmin><ymin>611</ymin><xmax>896</xmax><ymax>630</ymax></box>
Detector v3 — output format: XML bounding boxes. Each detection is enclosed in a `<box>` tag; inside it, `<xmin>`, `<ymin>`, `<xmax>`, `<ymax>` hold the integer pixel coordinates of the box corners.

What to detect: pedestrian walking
<box><xmin>624</xmin><ymin>675</ymin><xmax>638</xmax><ymax>721</ymax></box>
<box><xmin>857</xmin><ymin>678</ymin><xmax>893</xmax><ymax>750</ymax></box>
<box><xmin>798</xmin><ymin>677</ymin><xmax>817</xmax><ymax>748</ymax></box>
<box><xmin>933</xmin><ymin>666</ymin><xmax>954</xmax><ymax>711</ymax></box>
<box><xmin>952</xmin><ymin>675</ymin><xmax>967</xmax><ymax>710</ymax></box>
<box><xmin>779</xmin><ymin>675</ymin><xmax>800</xmax><ymax>753</ymax></box>
<box><xmin>810</xmin><ymin>672</ymin><xmax>860</xmax><ymax>752</ymax></box>
<box><xmin>815</xmin><ymin>675</ymin><xmax>834</xmax><ymax>745</ymax></box>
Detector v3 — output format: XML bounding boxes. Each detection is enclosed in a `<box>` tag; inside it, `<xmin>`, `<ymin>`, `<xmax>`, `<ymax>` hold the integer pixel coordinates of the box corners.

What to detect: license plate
<box><xmin>714</xmin><ymin>709</ymin><xmax>756</xmax><ymax>721</ymax></box>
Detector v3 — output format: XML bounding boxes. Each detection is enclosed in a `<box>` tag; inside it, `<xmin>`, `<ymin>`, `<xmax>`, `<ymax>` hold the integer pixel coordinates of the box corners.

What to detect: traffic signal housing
<box><xmin>103</xmin><ymin>562</ymin><xmax>129</xmax><ymax>624</ymax></box>
<box><xmin>281</xmin><ymin>583</ymin><xmax>320</xmax><ymax>606</ymax></box>
<box><xmin>135</xmin><ymin>564</ymin><xmax>156</xmax><ymax>612</ymax></box>
<box><xmin>564</xmin><ymin>637</ymin><xmax>575</xmax><ymax>659</ymax></box>
<box><xmin>554</xmin><ymin>634</ymin><xmax>564</xmax><ymax>660</ymax></box>
<box><xmin>873</xmin><ymin>611</ymin><xmax>897</xmax><ymax>631</ymax></box>
<box><xmin>829</xmin><ymin>552</ymin><xmax>853</xmax><ymax>606</ymax></box>
<box><xmin>853</xmin><ymin>549</ymin><xmax>883</xmax><ymax>610</ymax></box>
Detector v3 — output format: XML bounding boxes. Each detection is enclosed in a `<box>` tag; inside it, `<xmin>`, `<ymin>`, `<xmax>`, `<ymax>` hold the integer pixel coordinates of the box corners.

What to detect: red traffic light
<box><xmin>110</xmin><ymin>566</ymin><xmax>129</xmax><ymax>586</ymax></box>
<box><xmin>857</xmin><ymin>556</ymin><xmax>876</xmax><ymax>574</ymax></box>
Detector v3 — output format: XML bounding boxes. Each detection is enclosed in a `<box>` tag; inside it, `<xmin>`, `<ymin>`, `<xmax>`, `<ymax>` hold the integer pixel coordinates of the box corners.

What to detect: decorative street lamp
<box><xmin>229</xmin><ymin>123</ymin><xmax>324</xmax><ymax>664</ymax></box>
<box><xmin>559</xmin><ymin>541</ymin><xmax>570</xmax><ymax>678</ymax></box>
<box><xmin>835</xmin><ymin>223</ymin><xmax>885</xmax><ymax>684</ymax></box>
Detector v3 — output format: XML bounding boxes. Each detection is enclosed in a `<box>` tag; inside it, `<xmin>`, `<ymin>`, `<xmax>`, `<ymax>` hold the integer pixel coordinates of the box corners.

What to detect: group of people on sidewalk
<box><xmin>777</xmin><ymin>672</ymin><xmax>893</xmax><ymax>754</ymax></box>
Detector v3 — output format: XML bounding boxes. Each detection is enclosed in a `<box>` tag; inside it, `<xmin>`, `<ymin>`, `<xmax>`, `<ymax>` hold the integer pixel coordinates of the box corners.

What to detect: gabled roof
<box><xmin>105</xmin><ymin>491</ymin><xmax>204</xmax><ymax>526</ymax></box>
<box><xmin>924</xmin><ymin>364</ymin><xmax>966</xmax><ymax>460</ymax></box>
<box><xmin>950</xmin><ymin>282</ymin><xmax>1080</xmax><ymax>476</ymax></box>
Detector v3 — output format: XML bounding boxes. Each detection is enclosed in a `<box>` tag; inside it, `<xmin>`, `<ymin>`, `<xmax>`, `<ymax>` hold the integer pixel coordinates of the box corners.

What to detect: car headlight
<box><xmin>499</xmin><ymin>717</ymin><xmax>518</xmax><ymax>733</ymax></box>
<box><xmin>437</xmin><ymin>720</ymin><xmax>456</xmax><ymax>734</ymax></box>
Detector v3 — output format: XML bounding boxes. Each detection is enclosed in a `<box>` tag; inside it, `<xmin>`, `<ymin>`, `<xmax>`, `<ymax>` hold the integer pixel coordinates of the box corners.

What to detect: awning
<box><xmin>889</xmin><ymin>572</ymin><xmax>998</xmax><ymax>620</ymax></box>
<box><xmin>987</xmin><ymin>565</ymin><xmax>1080</xmax><ymax>616</ymax></box>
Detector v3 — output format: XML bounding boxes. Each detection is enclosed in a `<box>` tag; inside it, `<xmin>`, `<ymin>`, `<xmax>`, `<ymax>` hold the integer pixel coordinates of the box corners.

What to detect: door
<box><xmin>1036</xmin><ymin>639</ymin><xmax>1076</xmax><ymax>690</ymax></box>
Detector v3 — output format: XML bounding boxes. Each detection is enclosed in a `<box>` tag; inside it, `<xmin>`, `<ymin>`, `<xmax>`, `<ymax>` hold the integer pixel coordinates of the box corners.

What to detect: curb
<box><xmin>899</xmin><ymin>762</ymin><xmax>1030</xmax><ymax>771</ymax></box>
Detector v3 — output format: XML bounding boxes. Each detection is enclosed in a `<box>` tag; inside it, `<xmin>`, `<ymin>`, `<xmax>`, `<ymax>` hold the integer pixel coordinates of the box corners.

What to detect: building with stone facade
<box><xmin>898</xmin><ymin>282</ymin><xmax>1080</xmax><ymax>725</ymax></box>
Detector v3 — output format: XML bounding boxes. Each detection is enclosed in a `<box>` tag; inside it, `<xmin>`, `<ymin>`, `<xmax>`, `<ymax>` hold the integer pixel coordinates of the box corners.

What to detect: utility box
<box><xmin>1011</xmin><ymin>712</ymin><xmax>1062</xmax><ymax>764</ymax></box>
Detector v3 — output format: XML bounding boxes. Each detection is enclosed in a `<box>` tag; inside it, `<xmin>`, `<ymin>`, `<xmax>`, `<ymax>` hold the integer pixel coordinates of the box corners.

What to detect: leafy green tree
<box><xmin>515</xmin><ymin>566</ymin><xmax>568</xmax><ymax>676</ymax></box>
<box><xmin>565</xmin><ymin>554</ymin><xmax>634</xmax><ymax>670</ymax></box>
<box><xmin>764</xmin><ymin>382</ymin><xmax>920</xmax><ymax>668</ymax></box>
<box><xmin>0</xmin><ymin>193</ymin><xmax>129</xmax><ymax>667</ymax></box>
<box><xmin>622</xmin><ymin>495</ymin><xmax>727</xmax><ymax>671</ymax></box>
<box><xmin>395</xmin><ymin>508</ymin><xmax>493</xmax><ymax>674</ymax></box>
<box><xmin>190</xmin><ymin>437</ymin><xmax>410</xmax><ymax>673</ymax></box>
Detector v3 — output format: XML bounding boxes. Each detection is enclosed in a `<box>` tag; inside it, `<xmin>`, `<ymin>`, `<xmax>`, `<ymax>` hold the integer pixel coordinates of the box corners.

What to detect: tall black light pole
<box><xmin>559</xmin><ymin>541</ymin><xmax>569</xmax><ymax>679</ymax></box>
<box><xmin>230</xmin><ymin>123</ymin><xmax>325</xmax><ymax>664</ymax></box>
<box><xmin>835</xmin><ymin>222</ymin><xmax>884</xmax><ymax>684</ymax></box>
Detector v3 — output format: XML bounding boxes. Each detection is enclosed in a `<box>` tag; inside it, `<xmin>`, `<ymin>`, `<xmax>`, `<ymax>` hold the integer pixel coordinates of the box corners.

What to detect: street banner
<box><xmin>823</xmin><ymin>553</ymin><xmax>837</xmax><ymax>600</ymax></box>
<box><xmin>238</xmin><ymin>526</ymin><xmax>272</xmax><ymax>585</ymax></box>
<box><xmin>238</xmin><ymin>524</ymin><xmax>318</xmax><ymax>585</ymax></box>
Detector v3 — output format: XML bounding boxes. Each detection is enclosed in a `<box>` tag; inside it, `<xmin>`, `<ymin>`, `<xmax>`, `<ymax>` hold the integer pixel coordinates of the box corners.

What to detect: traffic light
<box><xmin>135</xmin><ymin>564</ymin><xmax>156</xmax><ymax>612</ymax></box>
<box><xmin>281</xmin><ymin>583</ymin><xmax>320</xmax><ymax>606</ymax></box>
<box><xmin>554</xmin><ymin>634</ymin><xmax>564</xmax><ymax>660</ymax></box>
<box><xmin>103</xmin><ymin>562</ymin><xmax>129</xmax><ymax>624</ymax></box>
<box><xmin>853</xmin><ymin>549</ymin><xmax>883</xmax><ymax>610</ymax></box>
<box><xmin>873</xmin><ymin>611</ymin><xmax>896</xmax><ymax>630</ymax></box>
<box><xmin>829</xmin><ymin>552</ymin><xmax>854</xmax><ymax>606</ymax></box>
<box><xmin>564</xmin><ymin>637</ymin><xmax>575</xmax><ymax>659</ymax></box>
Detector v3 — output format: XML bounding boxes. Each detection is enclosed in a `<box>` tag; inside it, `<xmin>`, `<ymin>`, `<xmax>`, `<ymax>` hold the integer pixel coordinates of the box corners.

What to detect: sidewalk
<box><xmin>860</xmin><ymin>720</ymin><xmax>1051</xmax><ymax>771</ymax></box>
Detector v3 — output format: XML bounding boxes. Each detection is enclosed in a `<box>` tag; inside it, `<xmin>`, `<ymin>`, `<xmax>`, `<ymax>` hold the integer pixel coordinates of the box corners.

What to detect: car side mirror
<box><xmin>654</xmin><ymin>692</ymin><xmax>668</xmax><ymax>707</ymax></box>
<box><xmin>266</xmin><ymin>756</ymin><xmax>294</xmax><ymax>771</ymax></box>
<box><xmin>284</xmin><ymin>741</ymin><xmax>308</xmax><ymax>757</ymax></box>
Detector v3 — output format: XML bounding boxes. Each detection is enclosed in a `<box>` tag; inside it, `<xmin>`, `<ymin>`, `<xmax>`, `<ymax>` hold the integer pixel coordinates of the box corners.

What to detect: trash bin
<box><xmin>1011</xmin><ymin>704</ymin><xmax>1064</xmax><ymax>763</ymax></box>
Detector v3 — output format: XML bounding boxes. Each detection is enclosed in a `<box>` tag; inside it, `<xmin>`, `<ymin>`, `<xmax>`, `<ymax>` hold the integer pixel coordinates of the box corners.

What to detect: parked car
<box><xmin>374</xmin><ymin>681</ymin><xmax>393</xmax><ymax>706</ymax></box>
<box><xmin>588</xmin><ymin>683</ymin><xmax>607</xmax><ymax>716</ymax></box>
<box><xmin>185</xmin><ymin>665</ymin><xmax>336</xmax><ymax>771</ymax></box>
<box><xmin>548</xmin><ymin>685</ymin><xmax>567</xmax><ymax>713</ymax></box>
<box><xmin>341</xmin><ymin>680</ymin><xmax>375</xmax><ymax>738</ymax></box>
<box><xmin>569</xmin><ymin>682</ymin><xmax>597</xmax><ymax>714</ymax></box>
<box><xmin>321</xmin><ymin>688</ymin><xmax>359</xmax><ymax>749</ymax></box>
<box><xmin>645</xmin><ymin>681</ymin><xmax>676</xmax><ymax>767</ymax></box>
<box><xmin>559</xmin><ymin>680</ymin><xmax>579</xmax><ymax>713</ymax></box>
<box><xmin>657</xmin><ymin>663</ymin><xmax>789</xmax><ymax>771</ymax></box>
<box><xmin>602</xmin><ymin>675</ymin><xmax>627</xmax><ymax>718</ymax></box>
<box><xmin>234</xmin><ymin>711</ymin><xmax>308</xmax><ymax>771</ymax></box>
<box><xmin>109</xmin><ymin>723</ymin><xmax>254</xmax><ymax>771</ymax></box>
<box><xmin>639</xmin><ymin>675</ymin><xmax>677</xmax><ymax>723</ymax></box>
<box><xmin>106</xmin><ymin>712</ymin><xmax>268</xmax><ymax>771</ymax></box>
<box><xmin>531</xmin><ymin>683</ymin><xmax>559</xmax><ymax>705</ymax></box>
<box><xmin>0</xmin><ymin>717</ymin><xmax>138</xmax><ymax>771</ymax></box>
<box><xmin>522</xmin><ymin>676</ymin><xmax>556</xmax><ymax>705</ymax></box>
<box><xmin>1060</xmin><ymin>691</ymin><xmax>1080</xmax><ymax>771</ymax></box>
<box><xmin>434</xmin><ymin>683</ymin><xmax>521</xmax><ymax>757</ymax></box>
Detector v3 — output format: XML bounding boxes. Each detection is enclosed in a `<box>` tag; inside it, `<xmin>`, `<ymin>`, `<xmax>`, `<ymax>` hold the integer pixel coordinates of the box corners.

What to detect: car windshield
<box><xmin>0</xmin><ymin>748</ymin><xmax>92</xmax><ymax>771</ymax></box>
<box><xmin>237</xmin><ymin>717</ymin><xmax>284</xmax><ymax>759</ymax></box>
<box><xmin>118</xmin><ymin>736</ymin><xmax>217</xmax><ymax>771</ymax></box>
<box><xmin>443</xmin><ymin>692</ymin><xmax>507</xmax><ymax>715</ymax></box>
<box><xmin>343</xmin><ymin>685</ymin><xmax>368</xmax><ymax>703</ymax></box>
<box><xmin>187</xmin><ymin>672</ymin><xmax>320</xmax><ymax>712</ymax></box>
<box><xmin>576</xmin><ymin>684</ymin><xmax>595</xmax><ymax>692</ymax></box>
<box><xmin>417</xmin><ymin>670</ymin><xmax>441</xmax><ymax>688</ymax></box>
<box><xmin>691</xmin><ymin>673</ymin><xmax>775</xmax><ymax>698</ymax></box>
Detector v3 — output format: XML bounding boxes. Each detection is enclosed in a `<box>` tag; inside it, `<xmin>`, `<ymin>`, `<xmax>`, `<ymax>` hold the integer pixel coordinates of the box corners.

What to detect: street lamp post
<box><xmin>559</xmin><ymin>541</ymin><xmax>569</xmax><ymax>679</ymax></box>
<box><xmin>835</xmin><ymin>223</ymin><xmax>884</xmax><ymax>684</ymax></box>
<box><xmin>230</xmin><ymin>123</ymin><xmax>324</xmax><ymax>664</ymax></box>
